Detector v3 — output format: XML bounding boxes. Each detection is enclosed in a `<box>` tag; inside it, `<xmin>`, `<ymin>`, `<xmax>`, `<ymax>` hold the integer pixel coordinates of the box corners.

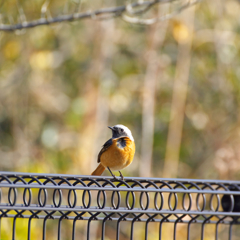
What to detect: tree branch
<box><xmin>0</xmin><ymin>0</ymin><xmax>200</xmax><ymax>31</ymax></box>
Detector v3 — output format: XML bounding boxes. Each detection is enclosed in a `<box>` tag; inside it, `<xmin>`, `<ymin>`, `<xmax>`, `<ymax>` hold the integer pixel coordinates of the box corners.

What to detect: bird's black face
<box><xmin>108</xmin><ymin>126</ymin><xmax>127</xmax><ymax>139</ymax></box>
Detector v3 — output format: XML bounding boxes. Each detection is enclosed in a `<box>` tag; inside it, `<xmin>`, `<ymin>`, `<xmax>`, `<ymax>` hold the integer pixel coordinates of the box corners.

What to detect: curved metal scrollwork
<box><xmin>0</xmin><ymin>172</ymin><xmax>239</xmax><ymax>240</ymax></box>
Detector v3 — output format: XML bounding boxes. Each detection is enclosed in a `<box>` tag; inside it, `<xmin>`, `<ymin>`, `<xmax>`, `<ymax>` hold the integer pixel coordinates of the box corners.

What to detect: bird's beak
<box><xmin>108</xmin><ymin>126</ymin><xmax>114</xmax><ymax>131</ymax></box>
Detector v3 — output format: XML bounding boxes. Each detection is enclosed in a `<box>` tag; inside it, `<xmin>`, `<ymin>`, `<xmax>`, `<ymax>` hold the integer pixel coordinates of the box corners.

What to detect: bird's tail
<box><xmin>91</xmin><ymin>163</ymin><xmax>106</xmax><ymax>176</ymax></box>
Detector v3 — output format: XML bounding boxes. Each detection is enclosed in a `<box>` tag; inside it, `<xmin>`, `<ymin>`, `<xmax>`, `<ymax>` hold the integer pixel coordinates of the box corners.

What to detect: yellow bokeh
<box><xmin>3</xmin><ymin>41</ymin><xmax>20</xmax><ymax>60</ymax></box>
<box><xmin>30</xmin><ymin>51</ymin><xmax>53</xmax><ymax>70</ymax></box>
<box><xmin>172</xmin><ymin>20</ymin><xmax>191</xmax><ymax>44</ymax></box>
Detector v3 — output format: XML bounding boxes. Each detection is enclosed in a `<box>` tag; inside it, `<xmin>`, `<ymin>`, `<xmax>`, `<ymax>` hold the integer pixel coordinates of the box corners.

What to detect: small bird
<box><xmin>91</xmin><ymin>124</ymin><xmax>135</xmax><ymax>179</ymax></box>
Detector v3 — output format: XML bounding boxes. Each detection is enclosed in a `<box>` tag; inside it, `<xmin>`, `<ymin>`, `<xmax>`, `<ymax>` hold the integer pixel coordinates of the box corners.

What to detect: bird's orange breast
<box><xmin>100</xmin><ymin>137</ymin><xmax>135</xmax><ymax>171</ymax></box>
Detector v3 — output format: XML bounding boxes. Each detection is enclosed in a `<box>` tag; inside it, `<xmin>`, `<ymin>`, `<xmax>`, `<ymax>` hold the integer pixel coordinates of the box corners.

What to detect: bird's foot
<box><xmin>108</xmin><ymin>167</ymin><xmax>118</xmax><ymax>180</ymax></box>
<box><xmin>119</xmin><ymin>171</ymin><xmax>124</xmax><ymax>180</ymax></box>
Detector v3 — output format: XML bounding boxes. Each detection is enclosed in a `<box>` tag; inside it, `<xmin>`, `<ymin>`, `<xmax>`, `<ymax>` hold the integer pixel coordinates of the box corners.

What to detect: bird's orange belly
<box><xmin>100</xmin><ymin>142</ymin><xmax>135</xmax><ymax>171</ymax></box>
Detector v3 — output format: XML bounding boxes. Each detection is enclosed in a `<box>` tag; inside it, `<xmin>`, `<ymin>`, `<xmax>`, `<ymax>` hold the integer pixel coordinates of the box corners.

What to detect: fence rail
<box><xmin>0</xmin><ymin>171</ymin><xmax>239</xmax><ymax>239</ymax></box>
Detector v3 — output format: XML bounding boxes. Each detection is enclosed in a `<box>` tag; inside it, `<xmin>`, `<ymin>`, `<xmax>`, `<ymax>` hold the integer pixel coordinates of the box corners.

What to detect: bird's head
<box><xmin>108</xmin><ymin>124</ymin><xmax>134</xmax><ymax>141</ymax></box>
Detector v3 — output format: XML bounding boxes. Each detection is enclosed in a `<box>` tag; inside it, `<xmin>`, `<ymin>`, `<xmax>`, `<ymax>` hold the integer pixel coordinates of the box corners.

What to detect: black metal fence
<box><xmin>0</xmin><ymin>172</ymin><xmax>239</xmax><ymax>240</ymax></box>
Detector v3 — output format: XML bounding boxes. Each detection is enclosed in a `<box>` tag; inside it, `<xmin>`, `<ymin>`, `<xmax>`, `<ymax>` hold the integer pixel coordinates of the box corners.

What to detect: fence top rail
<box><xmin>0</xmin><ymin>171</ymin><xmax>239</xmax><ymax>184</ymax></box>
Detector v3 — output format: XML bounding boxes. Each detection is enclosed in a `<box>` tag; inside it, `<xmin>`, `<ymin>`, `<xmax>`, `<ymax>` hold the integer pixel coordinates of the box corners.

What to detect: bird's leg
<box><xmin>119</xmin><ymin>171</ymin><xmax>124</xmax><ymax>180</ymax></box>
<box><xmin>107</xmin><ymin>167</ymin><xmax>117</xmax><ymax>179</ymax></box>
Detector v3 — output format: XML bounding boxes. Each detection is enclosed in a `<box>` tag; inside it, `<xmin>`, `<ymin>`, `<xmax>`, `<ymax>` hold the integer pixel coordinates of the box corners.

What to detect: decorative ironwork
<box><xmin>0</xmin><ymin>171</ymin><xmax>239</xmax><ymax>239</ymax></box>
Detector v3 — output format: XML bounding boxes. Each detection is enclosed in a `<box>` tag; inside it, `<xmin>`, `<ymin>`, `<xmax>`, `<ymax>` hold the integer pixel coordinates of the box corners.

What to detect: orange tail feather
<box><xmin>91</xmin><ymin>163</ymin><xmax>106</xmax><ymax>176</ymax></box>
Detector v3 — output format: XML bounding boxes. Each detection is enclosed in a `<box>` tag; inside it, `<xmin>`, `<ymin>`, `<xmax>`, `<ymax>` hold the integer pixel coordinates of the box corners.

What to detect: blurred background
<box><xmin>1</xmin><ymin>0</ymin><xmax>240</xmax><ymax>182</ymax></box>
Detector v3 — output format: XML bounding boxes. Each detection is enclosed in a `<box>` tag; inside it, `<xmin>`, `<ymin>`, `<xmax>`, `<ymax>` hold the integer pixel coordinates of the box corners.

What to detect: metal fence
<box><xmin>0</xmin><ymin>172</ymin><xmax>239</xmax><ymax>240</ymax></box>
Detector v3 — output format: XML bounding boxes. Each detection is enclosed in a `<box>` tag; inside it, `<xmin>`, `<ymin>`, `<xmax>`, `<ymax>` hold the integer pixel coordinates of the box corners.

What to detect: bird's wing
<box><xmin>97</xmin><ymin>138</ymin><xmax>113</xmax><ymax>163</ymax></box>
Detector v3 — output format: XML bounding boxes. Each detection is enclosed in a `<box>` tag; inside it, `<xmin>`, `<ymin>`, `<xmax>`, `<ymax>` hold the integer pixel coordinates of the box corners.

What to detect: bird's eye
<box><xmin>120</xmin><ymin>128</ymin><xmax>124</xmax><ymax>132</ymax></box>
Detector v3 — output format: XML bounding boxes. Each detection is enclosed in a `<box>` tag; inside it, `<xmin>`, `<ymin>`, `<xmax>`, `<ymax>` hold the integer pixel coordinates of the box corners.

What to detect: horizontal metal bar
<box><xmin>0</xmin><ymin>204</ymin><xmax>239</xmax><ymax>216</ymax></box>
<box><xmin>0</xmin><ymin>213</ymin><xmax>238</xmax><ymax>225</ymax></box>
<box><xmin>0</xmin><ymin>171</ymin><xmax>240</xmax><ymax>184</ymax></box>
<box><xmin>0</xmin><ymin>182</ymin><xmax>239</xmax><ymax>195</ymax></box>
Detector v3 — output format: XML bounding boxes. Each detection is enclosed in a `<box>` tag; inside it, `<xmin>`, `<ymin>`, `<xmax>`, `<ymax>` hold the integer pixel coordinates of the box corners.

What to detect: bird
<box><xmin>91</xmin><ymin>124</ymin><xmax>135</xmax><ymax>180</ymax></box>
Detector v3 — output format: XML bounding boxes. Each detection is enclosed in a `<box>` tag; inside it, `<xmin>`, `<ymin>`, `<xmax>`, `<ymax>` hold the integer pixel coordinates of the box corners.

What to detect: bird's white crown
<box><xmin>113</xmin><ymin>124</ymin><xmax>134</xmax><ymax>141</ymax></box>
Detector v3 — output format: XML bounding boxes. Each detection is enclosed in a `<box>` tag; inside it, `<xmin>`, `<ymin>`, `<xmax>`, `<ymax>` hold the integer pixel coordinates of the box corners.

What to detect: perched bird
<box><xmin>91</xmin><ymin>124</ymin><xmax>135</xmax><ymax>179</ymax></box>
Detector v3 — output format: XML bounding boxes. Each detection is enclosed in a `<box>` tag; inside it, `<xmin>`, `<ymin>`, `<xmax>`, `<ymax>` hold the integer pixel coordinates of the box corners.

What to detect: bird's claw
<box><xmin>119</xmin><ymin>171</ymin><xmax>124</xmax><ymax>180</ymax></box>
